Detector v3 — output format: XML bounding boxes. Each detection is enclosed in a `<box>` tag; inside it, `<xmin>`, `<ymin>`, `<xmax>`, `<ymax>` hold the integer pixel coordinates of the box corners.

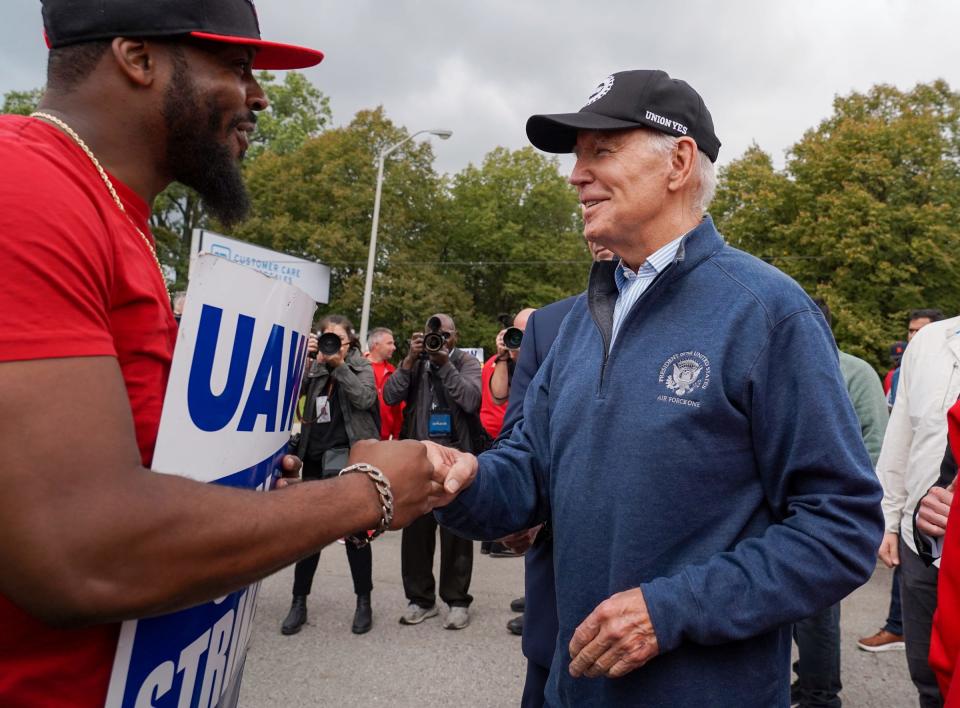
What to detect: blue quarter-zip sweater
<box><xmin>436</xmin><ymin>217</ymin><xmax>884</xmax><ymax>707</ymax></box>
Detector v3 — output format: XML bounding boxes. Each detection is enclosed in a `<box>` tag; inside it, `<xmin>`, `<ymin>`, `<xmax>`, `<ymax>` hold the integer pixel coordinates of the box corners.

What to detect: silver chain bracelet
<box><xmin>338</xmin><ymin>463</ymin><xmax>394</xmax><ymax>547</ymax></box>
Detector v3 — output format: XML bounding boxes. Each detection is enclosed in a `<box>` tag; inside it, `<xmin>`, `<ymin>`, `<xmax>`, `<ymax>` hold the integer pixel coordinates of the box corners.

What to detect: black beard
<box><xmin>162</xmin><ymin>64</ymin><xmax>251</xmax><ymax>227</ymax></box>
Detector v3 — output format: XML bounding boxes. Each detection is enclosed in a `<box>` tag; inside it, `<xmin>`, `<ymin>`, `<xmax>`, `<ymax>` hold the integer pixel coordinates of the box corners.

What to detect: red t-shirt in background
<box><xmin>883</xmin><ymin>368</ymin><xmax>896</xmax><ymax>395</ymax></box>
<box><xmin>931</xmin><ymin>400</ymin><xmax>960</xmax><ymax>705</ymax></box>
<box><xmin>480</xmin><ymin>354</ymin><xmax>508</xmax><ymax>438</ymax></box>
<box><xmin>0</xmin><ymin>116</ymin><xmax>177</xmax><ymax>707</ymax></box>
<box><xmin>370</xmin><ymin>359</ymin><xmax>403</xmax><ymax>440</ymax></box>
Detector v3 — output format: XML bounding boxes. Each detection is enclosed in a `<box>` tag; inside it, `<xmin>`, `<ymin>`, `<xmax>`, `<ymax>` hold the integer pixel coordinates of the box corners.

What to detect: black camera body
<box><xmin>422</xmin><ymin>316</ymin><xmax>450</xmax><ymax>355</ymax></box>
<box><xmin>317</xmin><ymin>332</ymin><xmax>343</xmax><ymax>357</ymax></box>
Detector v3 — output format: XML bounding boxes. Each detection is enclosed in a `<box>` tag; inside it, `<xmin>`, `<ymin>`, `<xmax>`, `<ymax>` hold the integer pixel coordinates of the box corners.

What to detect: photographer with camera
<box><xmin>383</xmin><ymin>313</ymin><xmax>482</xmax><ymax>629</ymax></box>
<box><xmin>487</xmin><ymin>309</ymin><xmax>536</xmax><ymax>414</ymax></box>
<box><xmin>282</xmin><ymin>315</ymin><xmax>380</xmax><ymax>637</ymax></box>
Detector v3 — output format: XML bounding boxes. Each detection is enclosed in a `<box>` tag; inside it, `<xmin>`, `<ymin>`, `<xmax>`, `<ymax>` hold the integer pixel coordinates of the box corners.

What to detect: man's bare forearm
<box><xmin>490</xmin><ymin>359</ymin><xmax>510</xmax><ymax>402</ymax></box>
<box><xmin>2</xmin><ymin>465</ymin><xmax>380</xmax><ymax>627</ymax></box>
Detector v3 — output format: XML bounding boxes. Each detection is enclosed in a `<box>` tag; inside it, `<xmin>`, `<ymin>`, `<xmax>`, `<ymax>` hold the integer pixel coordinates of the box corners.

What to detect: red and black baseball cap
<box><xmin>41</xmin><ymin>0</ymin><xmax>324</xmax><ymax>70</ymax></box>
<box><xmin>526</xmin><ymin>69</ymin><xmax>721</xmax><ymax>162</ymax></box>
<box><xmin>890</xmin><ymin>340</ymin><xmax>906</xmax><ymax>365</ymax></box>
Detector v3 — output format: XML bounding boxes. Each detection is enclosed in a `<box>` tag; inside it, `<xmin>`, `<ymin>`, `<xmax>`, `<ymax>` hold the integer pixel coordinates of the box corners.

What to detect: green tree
<box><xmin>711</xmin><ymin>144</ymin><xmax>797</xmax><ymax>258</ymax></box>
<box><xmin>2</xmin><ymin>88</ymin><xmax>42</xmax><ymax>116</ymax></box>
<box><xmin>713</xmin><ymin>81</ymin><xmax>960</xmax><ymax>367</ymax></box>
<box><xmin>443</xmin><ymin>147</ymin><xmax>588</xmax><ymax>347</ymax></box>
<box><xmin>248</xmin><ymin>71</ymin><xmax>331</xmax><ymax>158</ymax></box>
<box><xmin>235</xmin><ymin>106</ymin><xmax>456</xmax><ymax>343</ymax></box>
<box><xmin>236</xmin><ymin>111</ymin><xmax>589</xmax><ymax>352</ymax></box>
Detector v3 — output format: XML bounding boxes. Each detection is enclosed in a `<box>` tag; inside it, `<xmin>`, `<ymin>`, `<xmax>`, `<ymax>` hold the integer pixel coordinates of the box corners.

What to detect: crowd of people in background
<box><xmin>278</xmin><ymin>311</ymin><xmax>542</xmax><ymax>635</ymax></box>
<box><xmin>7</xmin><ymin>2</ymin><xmax>960</xmax><ymax>706</ymax></box>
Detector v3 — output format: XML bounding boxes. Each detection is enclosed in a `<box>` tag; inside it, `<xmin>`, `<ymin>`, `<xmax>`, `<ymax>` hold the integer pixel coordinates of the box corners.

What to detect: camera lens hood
<box><xmin>317</xmin><ymin>332</ymin><xmax>344</xmax><ymax>357</ymax></box>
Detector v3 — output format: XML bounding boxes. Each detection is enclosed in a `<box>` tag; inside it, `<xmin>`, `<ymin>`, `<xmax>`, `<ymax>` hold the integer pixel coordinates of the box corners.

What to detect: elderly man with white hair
<box><xmin>426</xmin><ymin>69</ymin><xmax>884</xmax><ymax>707</ymax></box>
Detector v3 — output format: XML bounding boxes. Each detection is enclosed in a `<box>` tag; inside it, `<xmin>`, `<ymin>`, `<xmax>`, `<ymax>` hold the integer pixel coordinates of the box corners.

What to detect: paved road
<box><xmin>240</xmin><ymin>534</ymin><xmax>918</xmax><ymax>707</ymax></box>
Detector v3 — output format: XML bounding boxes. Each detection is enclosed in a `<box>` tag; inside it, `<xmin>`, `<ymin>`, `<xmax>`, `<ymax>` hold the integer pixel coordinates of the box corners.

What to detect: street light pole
<box><xmin>358</xmin><ymin>128</ymin><xmax>452</xmax><ymax>348</ymax></box>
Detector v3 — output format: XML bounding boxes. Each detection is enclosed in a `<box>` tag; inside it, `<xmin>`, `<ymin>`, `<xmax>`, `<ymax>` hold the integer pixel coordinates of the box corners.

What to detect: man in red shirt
<box><xmin>367</xmin><ymin>327</ymin><xmax>403</xmax><ymax>440</ymax></box>
<box><xmin>0</xmin><ymin>3</ymin><xmax>443</xmax><ymax>706</ymax></box>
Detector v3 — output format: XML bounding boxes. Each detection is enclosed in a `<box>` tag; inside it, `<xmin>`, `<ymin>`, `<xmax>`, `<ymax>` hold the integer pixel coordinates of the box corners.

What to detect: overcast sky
<box><xmin>4</xmin><ymin>1</ymin><xmax>959</xmax><ymax>176</ymax></box>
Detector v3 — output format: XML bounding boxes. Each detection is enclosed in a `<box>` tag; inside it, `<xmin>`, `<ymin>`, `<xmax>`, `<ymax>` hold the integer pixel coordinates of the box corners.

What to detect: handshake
<box><xmin>346</xmin><ymin>439</ymin><xmax>478</xmax><ymax>529</ymax></box>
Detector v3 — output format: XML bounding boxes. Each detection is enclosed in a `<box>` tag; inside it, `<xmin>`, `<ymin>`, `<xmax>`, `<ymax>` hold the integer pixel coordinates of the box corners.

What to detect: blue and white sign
<box><xmin>190</xmin><ymin>229</ymin><xmax>331</xmax><ymax>304</ymax></box>
<box><xmin>104</xmin><ymin>255</ymin><xmax>316</xmax><ymax>708</ymax></box>
<box><xmin>459</xmin><ymin>347</ymin><xmax>485</xmax><ymax>365</ymax></box>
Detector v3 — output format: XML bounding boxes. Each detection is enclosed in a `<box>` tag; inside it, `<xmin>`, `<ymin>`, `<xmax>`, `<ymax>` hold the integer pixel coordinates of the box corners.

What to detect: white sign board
<box><xmin>460</xmin><ymin>347</ymin><xmax>485</xmax><ymax>365</ymax></box>
<box><xmin>190</xmin><ymin>229</ymin><xmax>330</xmax><ymax>304</ymax></box>
<box><xmin>104</xmin><ymin>255</ymin><xmax>316</xmax><ymax>708</ymax></box>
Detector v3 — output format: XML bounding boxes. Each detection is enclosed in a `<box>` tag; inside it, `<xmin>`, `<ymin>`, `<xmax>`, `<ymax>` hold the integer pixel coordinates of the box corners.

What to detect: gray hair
<box><xmin>644</xmin><ymin>130</ymin><xmax>716</xmax><ymax>217</ymax></box>
<box><xmin>367</xmin><ymin>327</ymin><xmax>393</xmax><ymax>350</ymax></box>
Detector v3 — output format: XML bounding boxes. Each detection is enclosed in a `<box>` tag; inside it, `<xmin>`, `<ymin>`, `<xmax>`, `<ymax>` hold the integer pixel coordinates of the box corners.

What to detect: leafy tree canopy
<box><xmin>713</xmin><ymin>80</ymin><xmax>960</xmax><ymax>368</ymax></box>
<box><xmin>236</xmin><ymin>108</ymin><xmax>587</xmax><ymax>350</ymax></box>
<box><xmin>2</xmin><ymin>88</ymin><xmax>42</xmax><ymax>116</ymax></box>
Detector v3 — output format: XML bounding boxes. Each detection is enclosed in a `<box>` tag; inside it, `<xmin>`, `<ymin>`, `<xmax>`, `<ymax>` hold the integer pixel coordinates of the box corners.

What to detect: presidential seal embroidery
<box><xmin>657</xmin><ymin>351</ymin><xmax>711</xmax><ymax>408</ymax></box>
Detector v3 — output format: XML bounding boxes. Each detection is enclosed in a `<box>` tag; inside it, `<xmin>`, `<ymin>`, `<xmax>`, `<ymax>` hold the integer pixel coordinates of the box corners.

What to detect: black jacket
<box><xmin>297</xmin><ymin>348</ymin><xmax>379</xmax><ymax>459</ymax></box>
<box><xmin>383</xmin><ymin>348</ymin><xmax>481</xmax><ymax>453</ymax></box>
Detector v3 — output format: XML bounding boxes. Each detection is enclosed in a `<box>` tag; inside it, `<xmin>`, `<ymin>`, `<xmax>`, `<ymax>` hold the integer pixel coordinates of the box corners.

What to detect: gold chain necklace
<box><xmin>30</xmin><ymin>111</ymin><xmax>168</xmax><ymax>292</ymax></box>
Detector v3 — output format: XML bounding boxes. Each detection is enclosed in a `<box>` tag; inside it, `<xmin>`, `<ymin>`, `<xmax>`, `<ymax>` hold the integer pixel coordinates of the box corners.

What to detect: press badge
<box><xmin>315</xmin><ymin>395</ymin><xmax>332</xmax><ymax>423</ymax></box>
<box><xmin>428</xmin><ymin>412</ymin><xmax>452</xmax><ymax>436</ymax></box>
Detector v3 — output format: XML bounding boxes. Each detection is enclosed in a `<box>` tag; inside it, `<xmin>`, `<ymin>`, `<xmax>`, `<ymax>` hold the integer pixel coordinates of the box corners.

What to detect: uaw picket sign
<box><xmin>190</xmin><ymin>229</ymin><xmax>330</xmax><ymax>305</ymax></box>
<box><xmin>104</xmin><ymin>255</ymin><xmax>316</xmax><ymax>708</ymax></box>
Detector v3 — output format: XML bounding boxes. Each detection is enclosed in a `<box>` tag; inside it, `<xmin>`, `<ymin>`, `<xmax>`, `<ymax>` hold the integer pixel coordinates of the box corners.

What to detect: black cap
<box><xmin>526</xmin><ymin>69</ymin><xmax>721</xmax><ymax>162</ymax></box>
<box><xmin>890</xmin><ymin>340</ymin><xmax>906</xmax><ymax>363</ymax></box>
<box><xmin>41</xmin><ymin>0</ymin><xmax>323</xmax><ymax>70</ymax></box>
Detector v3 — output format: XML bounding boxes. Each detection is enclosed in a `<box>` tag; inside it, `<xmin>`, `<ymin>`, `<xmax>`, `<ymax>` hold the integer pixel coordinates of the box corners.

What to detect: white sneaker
<box><xmin>398</xmin><ymin>603</ymin><xmax>438</xmax><ymax>625</ymax></box>
<box><xmin>443</xmin><ymin>605</ymin><xmax>470</xmax><ymax>630</ymax></box>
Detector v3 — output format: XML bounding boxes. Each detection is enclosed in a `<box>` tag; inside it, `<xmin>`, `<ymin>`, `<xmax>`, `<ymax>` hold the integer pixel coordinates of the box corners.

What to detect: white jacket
<box><xmin>878</xmin><ymin>315</ymin><xmax>960</xmax><ymax>553</ymax></box>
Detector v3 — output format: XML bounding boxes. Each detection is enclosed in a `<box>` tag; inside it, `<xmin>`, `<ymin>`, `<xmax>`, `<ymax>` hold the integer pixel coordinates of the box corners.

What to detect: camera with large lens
<box><xmin>497</xmin><ymin>313</ymin><xmax>523</xmax><ymax>351</ymax></box>
<box><xmin>317</xmin><ymin>332</ymin><xmax>343</xmax><ymax>357</ymax></box>
<box><xmin>503</xmin><ymin>326</ymin><xmax>523</xmax><ymax>350</ymax></box>
<box><xmin>422</xmin><ymin>316</ymin><xmax>449</xmax><ymax>354</ymax></box>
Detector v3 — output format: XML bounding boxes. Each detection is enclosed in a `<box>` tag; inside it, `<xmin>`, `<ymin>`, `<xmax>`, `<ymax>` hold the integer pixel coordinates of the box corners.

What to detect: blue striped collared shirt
<box><xmin>610</xmin><ymin>235</ymin><xmax>684</xmax><ymax>348</ymax></box>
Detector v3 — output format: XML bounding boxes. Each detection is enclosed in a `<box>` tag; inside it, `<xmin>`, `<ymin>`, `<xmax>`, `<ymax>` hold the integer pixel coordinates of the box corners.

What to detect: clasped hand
<box><xmin>339</xmin><ymin>439</ymin><xmax>477</xmax><ymax>530</ymax></box>
<box><xmin>421</xmin><ymin>440</ymin><xmax>477</xmax><ymax>506</ymax></box>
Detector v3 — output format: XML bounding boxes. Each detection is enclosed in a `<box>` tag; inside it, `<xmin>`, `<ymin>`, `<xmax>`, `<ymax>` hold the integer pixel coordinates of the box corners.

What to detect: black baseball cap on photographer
<box><xmin>526</xmin><ymin>69</ymin><xmax>721</xmax><ymax>162</ymax></box>
<box><xmin>40</xmin><ymin>0</ymin><xmax>324</xmax><ymax>70</ymax></box>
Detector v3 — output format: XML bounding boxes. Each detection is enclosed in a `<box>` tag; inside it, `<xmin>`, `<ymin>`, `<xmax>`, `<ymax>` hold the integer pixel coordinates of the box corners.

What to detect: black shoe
<box><xmin>480</xmin><ymin>541</ymin><xmax>492</xmax><ymax>554</ymax></box>
<box><xmin>507</xmin><ymin>614</ymin><xmax>524</xmax><ymax>636</ymax></box>
<box><xmin>489</xmin><ymin>542</ymin><xmax>519</xmax><ymax>558</ymax></box>
<box><xmin>352</xmin><ymin>594</ymin><xmax>372</xmax><ymax>634</ymax></box>
<box><xmin>281</xmin><ymin>595</ymin><xmax>307</xmax><ymax>635</ymax></box>
<box><xmin>510</xmin><ymin>597</ymin><xmax>526</xmax><ymax>613</ymax></box>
